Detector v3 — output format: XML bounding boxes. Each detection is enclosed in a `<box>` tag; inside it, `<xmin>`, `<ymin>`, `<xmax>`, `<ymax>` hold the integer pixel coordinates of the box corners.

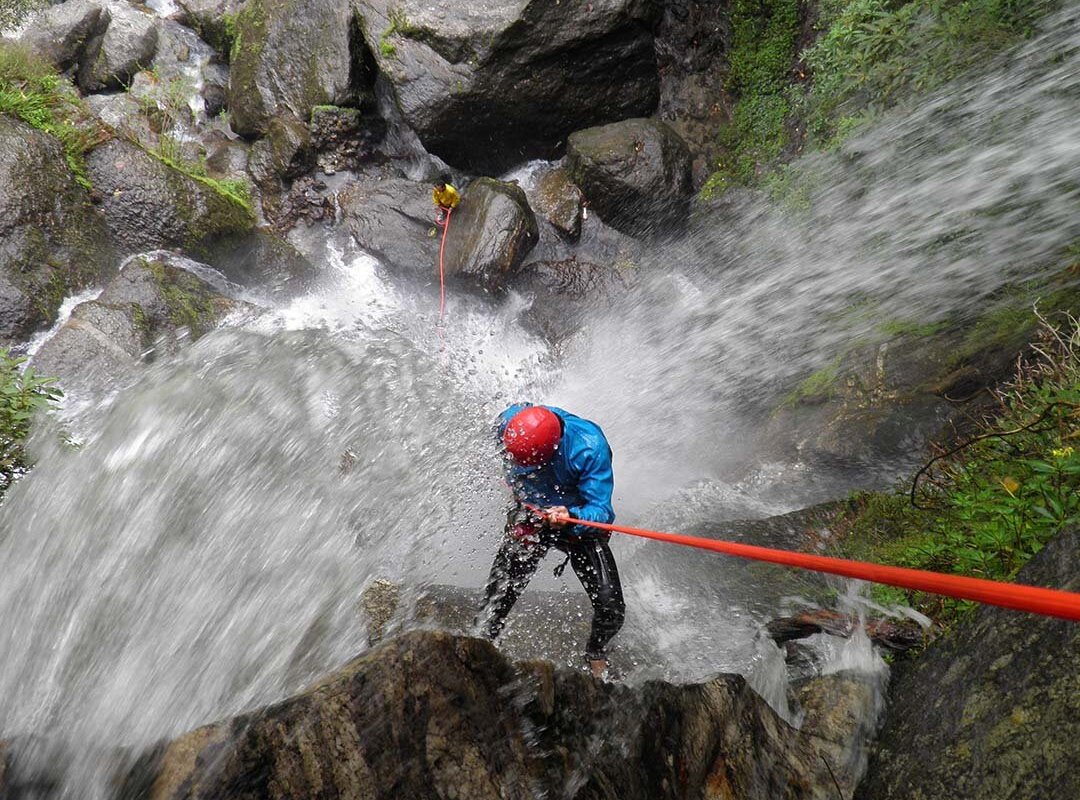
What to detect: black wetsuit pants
<box><xmin>478</xmin><ymin>523</ymin><xmax>626</xmax><ymax>660</ymax></box>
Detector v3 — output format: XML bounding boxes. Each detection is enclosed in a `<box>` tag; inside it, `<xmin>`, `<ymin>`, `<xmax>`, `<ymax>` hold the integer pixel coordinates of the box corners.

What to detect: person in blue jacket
<box><xmin>477</xmin><ymin>403</ymin><xmax>625</xmax><ymax>678</ymax></box>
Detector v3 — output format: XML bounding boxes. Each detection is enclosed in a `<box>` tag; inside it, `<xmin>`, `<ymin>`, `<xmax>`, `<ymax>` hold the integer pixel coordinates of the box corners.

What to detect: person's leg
<box><xmin>476</xmin><ymin>527</ymin><xmax>549</xmax><ymax>640</ymax></box>
<box><xmin>568</xmin><ymin>537</ymin><xmax>626</xmax><ymax>677</ymax></box>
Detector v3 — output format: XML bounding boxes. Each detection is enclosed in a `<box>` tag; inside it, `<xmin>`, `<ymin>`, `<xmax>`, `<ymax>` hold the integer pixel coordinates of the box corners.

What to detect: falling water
<box><xmin>3</xmin><ymin>5</ymin><xmax>1080</xmax><ymax>795</ymax></box>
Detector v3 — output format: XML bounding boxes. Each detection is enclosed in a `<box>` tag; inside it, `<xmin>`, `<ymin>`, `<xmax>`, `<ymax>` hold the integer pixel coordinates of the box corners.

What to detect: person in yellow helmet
<box><xmin>432</xmin><ymin>174</ymin><xmax>460</xmax><ymax>228</ymax></box>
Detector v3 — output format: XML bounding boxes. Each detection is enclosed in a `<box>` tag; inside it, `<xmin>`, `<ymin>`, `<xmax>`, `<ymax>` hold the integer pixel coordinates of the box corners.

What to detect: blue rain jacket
<box><xmin>497</xmin><ymin>404</ymin><xmax>615</xmax><ymax>537</ymax></box>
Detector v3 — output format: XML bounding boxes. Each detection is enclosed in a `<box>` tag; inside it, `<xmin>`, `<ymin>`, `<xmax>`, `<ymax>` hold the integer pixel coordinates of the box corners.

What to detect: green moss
<box><xmin>783</xmin><ymin>355</ymin><xmax>844</xmax><ymax>406</ymax></box>
<box><xmin>701</xmin><ymin>0</ymin><xmax>800</xmax><ymax>198</ymax></box>
<box><xmin>142</xmin><ymin>258</ymin><xmax>221</xmax><ymax>336</ymax></box>
<box><xmin>0</xmin><ymin>41</ymin><xmax>105</xmax><ymax>189</ymax></box>
<box><xmin>879</xmin><ymin>319</ymin><xmax>949</xmax><ymax>338</ymax></box>
<box><xmin>379</xmin><ymin>6</ymin><xmax>422</xmax><ymax>59</ymax></box>
<box><xmin>796</xmin><ymin>0</ymin><xmax>1058</xmax><ymax>149</ymax></box>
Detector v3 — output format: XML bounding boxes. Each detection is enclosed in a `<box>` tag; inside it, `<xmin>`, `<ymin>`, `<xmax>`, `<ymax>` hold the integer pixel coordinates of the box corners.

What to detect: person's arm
<box><xmin>566</xmin><ymin>447</ymin><xmax>614</xmax><ymax>527</ymax></box>
<box><xmin>447</xmin><ymin>185</ymin><xmax>461</xmax><ymax>208</ymax></box>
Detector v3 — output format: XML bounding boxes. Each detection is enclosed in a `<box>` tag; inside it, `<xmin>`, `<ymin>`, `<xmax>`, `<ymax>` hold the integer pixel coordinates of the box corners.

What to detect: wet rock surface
<box><xmin>18</xmin><ymin>0</ymin><xmax>110</xmax><ymax>72</ymax></box>
<box><xmin>0</xmin><ymin>117</ymin><xmax>114</xmax><ymax>343</ymax></box>
<box><xmin>337</xmin><ymin>174</ymin><xmax>439</xmax><ymax>278</ymax></box>
<box><xmin>110</xmin><ymin>630</ymin><xmax>874</xmax><ymax>800</ymax></box>
<box><xmin>566</xmin><ymin>118</ymin><xmax>693</xmax><ymax>238</ymax></box>
<box><xmin>31</xmin><ymin>255</ymin><xmax>247</xmax><ymax>397</ymax></box>
<box><xmin>309</xmin><ymin>105</ymin><xmax>387</xmax><ymax>174</ymax></box>
<box><xmin>442</xmin><ymin>178</ymin><xmax>539</xmax><ymax>292</ymax></box>
<box><xmin>532</xmin><ymin>167</ymin><xmax>584</xmax><ymax>240</ymax></box>
<box><xmin>354</xmin><ymin>0</ymin><xmax>661</xmax><ymax>172</ymax></box>
<box><xmin>76</xmin><ymin>1</ymin><xmax>160</xmax><ymax>92</ymax></box>
<box><xmin>854</xmin><ymin>525</ymin><xmax>1080</xmax><ymax>800</ymax></box>
<box><xmin>85</xmin><ymin>139</ymin><xmax>255</xmax><ymax>256</ymax></box>
<box><xmin>511</xmin><ymin>258</ymin><xmax>627</xmax><ymax>343</ymax></box>
<box><xmin>227</xmin><ymin>0</ymin><xmax>361</xmax><ymax>137</ymax></box>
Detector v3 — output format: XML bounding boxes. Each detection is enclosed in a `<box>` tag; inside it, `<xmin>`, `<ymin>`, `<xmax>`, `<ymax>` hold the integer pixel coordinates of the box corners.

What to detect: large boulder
<box><xmin>31</xmin><ymin>255</ymin><xmax>246</xmax><ymax>397</ymax></box>
<box><xmin>18</xmin><ymin>0</ymin><xmax>110</xmax><ymax>72</ymax></box>
<box><xmin>117</xmin><ymin>631</ymin><xmax>875</xmax><ymax>800</ymax></box>
<box><xmin>442</xmin><ymin>178</ymin><xmax>538</xmax><ymax>292</ymax></box>
<box><xmin>0</xmin><ymin>117</ymin><xmax>114</xmax><ymax>344</ymax></box>
<box><xmin>84</xmin><ymin>139</ymin><xmax>255</xmax><ymax>255</ymax></box>
<box><xmin>566</xmin><ymin>118</ymin><xmax>693</xmax><ymax>237</ymax></box>
<box><xmin>76</xmin><ymin>1</ymin><xmax>160</xmax><ymax>92</ymax></box>
<box><xmin>532</xmin><ymin>167</ymin><xmax>584</xmax><ymax>240</ymax></box>
<box><xmin>855</xmin><ymin>526</ymin><xmax>1080</xmax><ymax>799</ymax></box>
<box><xmin>337</xmin><ymin>174</ymin><xmax>440</xmax><ymax>278</ymax></box>
<box><xmin>511</xmin><ymin>259</ymin><xmax>626</xmax><ymax>343</ymax></box>
<box><xmin>227</xmin><ymin>0</ymin><xmax>362</xmax><ymax>137</ymax></box>
<box><xmin>196</xmin><ymin>230</ymin><xmax>318</xmax><ymax>297</ymax></box>
<box><xmin>176</xmin><ymin>0</ymin><xmax>248</xmax><ymax>59</ymax></box>
<box><xmin>355</xmin><ymin>0</ymin><xmax>661</xmax><ymax>172</ymax></box>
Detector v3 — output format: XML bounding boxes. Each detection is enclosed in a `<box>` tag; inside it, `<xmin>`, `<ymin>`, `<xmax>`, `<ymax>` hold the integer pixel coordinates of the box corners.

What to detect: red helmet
<box><xmin>502</xmin><ymin>406</ymin><xmax>561</xmax><ymax>466</ymax></box>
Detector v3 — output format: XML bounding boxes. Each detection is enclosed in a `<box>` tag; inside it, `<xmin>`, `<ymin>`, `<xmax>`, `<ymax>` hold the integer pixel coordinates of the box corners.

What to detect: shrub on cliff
<box><xmin>833</xmin><ymin>312</ymin><xmax>1080</xmax><ymax>626</ymax></box>
<box><xmin>0</xmin><ymin>350</ymin><xmax>61</xmax><ymax>495</ymax></box>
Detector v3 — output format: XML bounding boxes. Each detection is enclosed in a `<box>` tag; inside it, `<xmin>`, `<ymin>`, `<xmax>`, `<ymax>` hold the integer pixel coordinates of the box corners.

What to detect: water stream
<box><xmin>3</xmin><ymin>5</ymin><xmax>1080</xmax><ymax>796</ymax></box>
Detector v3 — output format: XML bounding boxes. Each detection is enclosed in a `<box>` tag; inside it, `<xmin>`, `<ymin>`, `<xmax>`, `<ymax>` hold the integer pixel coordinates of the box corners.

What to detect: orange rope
<box><xmin>533</xmin><ymin>507</ymin><xmax>1080</xmax><ymax>621</ymax></box>
<box><xmin>437</xmin><ymin>207</ymin><xmax>453</xmax><ymax>322</ymax></box>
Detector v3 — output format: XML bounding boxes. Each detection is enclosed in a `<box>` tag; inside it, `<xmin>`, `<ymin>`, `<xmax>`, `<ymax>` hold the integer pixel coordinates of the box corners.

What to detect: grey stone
<box><xmin>0</xmin><ymin>117</ymin><xmax>114</xmax><ymax>343</ymax></box>
<box><xmin>533</xmin><ymin>168</ymin><xmax>584</xmax><ymax>240</ymax></box>
<box><xmin>511</xmin><ymin>258</ymin><xmax>626</xmax><ymax>343</ymax></box>
<box><xmin>566</xmin><ymin>117</ymin><xmax>693</xmax><ymax>238</ymax></box>
<box><xmin>855</xmin><ymin>526</ymin><xmax>1080</xmax><ymax>800</ymax></box>
<box><xmin>338</xmin><ymin>174</ymin><xmax>440</xmax><ymax>278</ymax></box>
<box><xmin>442</xmin><ymin>178</ymin><xmax>538</xmax><ymax>292</ymax></box>
<box><xmin>77</xmin><ymin>2</ymin><xmax>160</xmax><ymax>92</ymax></box>
<box><xmin>354</xmin><ymin>0</ymin><xmax>661</xmax><ymax>172</ymax></box>
<box><xmin>84</xmin><ymin>139</ymin><xmax>254</xmax><ymax>255</ymax></box>
<box><xmin>18</xmin><ymin>0</ymin><xmax>109</xmax><ymax>71</ymax></box>
<box><xmin>175</xmin><ymin>0</ymin><xmax>248</xmax><ymax>59</ymax></box>
<box><xmin>227</xmin><ymin>0</ymin><xmax>358</xmax><ymax>137</ymax></box>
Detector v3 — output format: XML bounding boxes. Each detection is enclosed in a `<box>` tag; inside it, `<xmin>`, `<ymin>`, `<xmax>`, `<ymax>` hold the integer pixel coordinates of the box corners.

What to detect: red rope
<box><xmin>437</xmin><ymin>207</ymin><xmax>453</xmax><ymax>322</ymax></box>
<box><xmin>536</xmin><ymin>508</ymin><xmax>1080</xmax><ymax>622</ymax></box>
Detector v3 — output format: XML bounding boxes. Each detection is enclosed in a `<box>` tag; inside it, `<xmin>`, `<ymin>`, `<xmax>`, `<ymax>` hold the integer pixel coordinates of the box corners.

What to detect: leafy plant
<box><xmin>832</xmin><ymin>312</ymin><xmax>1080</xmax><ymax>627</ymax></box>
<box><xmin>0</xmin><ymin>41</ymin><xmax>106</xmax><ymax>188</ymax></box>
<box><xmin>0</xmin><ymin>349</ymin><xmax>62</xmax><ymax>495</ymax></box>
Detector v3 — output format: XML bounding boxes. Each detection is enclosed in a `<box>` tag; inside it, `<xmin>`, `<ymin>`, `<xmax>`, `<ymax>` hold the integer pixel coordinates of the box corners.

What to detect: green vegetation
<box><xmin>704</xmin><ymin>0</ymin><xmax>1059</xmax><ymax>196</ymax></box>
<box><xmin>0</xmin><ymin>349</ymin><xmax>62</xmax><ymax>496</ymax></box>
<box><xmin>142</xmin><ymin>258</ymin><xmax>222</xmax><ymax>336</ymax></box>
<box><xmin>830</xmin><ymin>315</ymin><xmax>1080</xmax><ymax>627</ymax></box>
<box><xmin>701</xmin><ymin>0</ymin><xmax>800</xmax><ymax>197</ymax></box>
<box><xmin>379</xmin><ymin>7</ymin><xmax>421</xmax><ymax>58</ymax></box>
<box><xmin>782</xmin><ymin>355</ymin><xmax>843</xmax><ymax>406</ymax></box>
<box><xmin>0</xmin><ymin>42</ymin><xmax>105</xmax><ymax>189</ymax></box>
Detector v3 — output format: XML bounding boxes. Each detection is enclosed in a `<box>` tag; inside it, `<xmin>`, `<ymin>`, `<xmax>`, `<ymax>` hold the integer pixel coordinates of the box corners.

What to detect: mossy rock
<box><xmin>84</xmin><ymin>139</ymin><xmax>255</xmax><ymax>256</ymax></box>
<box><xmin>227</xmin><ymin>0</ymin><xmax>355</xmax><ymax>137</ymax></box>
<box><xmin>0</xmin><ymin>116</ymin><xmax>114</xmax><ymax>343</ymax></box>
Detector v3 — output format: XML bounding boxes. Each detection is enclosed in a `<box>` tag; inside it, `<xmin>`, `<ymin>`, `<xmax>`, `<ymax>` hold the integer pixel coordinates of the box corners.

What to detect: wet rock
<box><xmin>227</xmin><ymin>0</ymin><xmax>359</xmax><ymax>137</ymax></box>
<box><xmin>309</xmin><ymin>105</ymin><xmax>386</xmax><ymax>174</ymax></box>
<box><xmin>248</xmin><ymin>115</ymin><xmax>314</xmax><ymax>182</ymax></box>
<box><xmin>0</xmin><ymin>117</ymin><xmax>114</xmax><ymax>344</ymax></box>
<box><xmin>533</xmin><ymin>167</ymin><xmax>584</xmax><ymax>240</ymax></box>
<box><xmin>355</xmin><ymin>0</ymin><xmax>661</xmax><ymax>172</ymax></box>
<box><xmin>855</xmin><ymin>525</ymin><xmax>1080</xmax><ymax>800</ymax></box>
<box><xmin>136</xmin><ymin>630</ymin><xmax>870</xmax><ymax>800</ymax></box>
<box><xmin>85</xmin><ymin>139</ymin><xmax>255</xmax><ymax>255</ymax></box>
<box><xmin>655</xmin><ymin>0</ymin><xmax>732</xmax><ymax>188</ymax></box>
<box><xmin>176</xmin><ymin>0</ymin><xmax>247</xmax><ymax>60</ymax></box>
<box><xmin>337</xmin><ymin>174</ymin><xmax>439</xmax><ymax>278</ymax></box>
<box><xmin>77</xmin><ymin>1</ymin><xmax>160</xmax><ymax>92</ymax></box>
<box><xmin>32</xmin><ymin>255</ymin><xmax>246</xmax><ymax>395</ymax></box>
<box><xmin>511</xmin><ymin>258</ymin><xmax>626</xmax><ymax>343</ymax></box>
<box><xmin>566</xmin><ymin>118</ymin><xmax>693</xmax><ymax>238</ymax></box>
<box><xmin>767</xmin><ymin>610</ymin><xmax>926</xmax><ymax>654</ymax></box>
<box><xmin>195</xmin><ymin>229</ymin><xmax>317</xmax><ymax>296</ymax></box>
<box><xmin>442</xmin><ymin>178</ymin><xmax>538</xmax><ymax>292</ymax></box>
<box><xmin>18</xmin><ymin>0</ymin><xmax>110</xmax><ymax>72</ymax></box>
<box><xmin>760</xmin><ymin>336</ymin><xmax>961</xmax><ymax>470</ymax></box>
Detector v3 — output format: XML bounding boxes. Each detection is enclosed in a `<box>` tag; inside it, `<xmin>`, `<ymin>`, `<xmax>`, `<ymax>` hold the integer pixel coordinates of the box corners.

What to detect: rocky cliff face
<box><xmin>72</xmin><ymin>631</ymin><xmax>877</xmax><ymax>800</ymax></box>
<box><xmin>854</xmin><ymin>525</ymin><xmax>1080</xmax><ymax>799</ymax></box>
